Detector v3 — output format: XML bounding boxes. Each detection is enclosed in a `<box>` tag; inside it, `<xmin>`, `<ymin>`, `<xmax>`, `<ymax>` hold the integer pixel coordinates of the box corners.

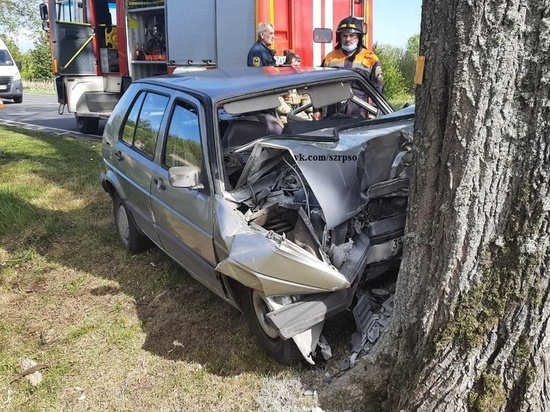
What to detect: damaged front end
<box><xmin>216</xmin><ymin>118</ymin><xmax>414</xmax><ymax>363</ymax></box>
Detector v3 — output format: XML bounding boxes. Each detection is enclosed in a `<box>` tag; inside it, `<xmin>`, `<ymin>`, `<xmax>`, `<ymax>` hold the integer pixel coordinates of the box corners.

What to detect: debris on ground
<box><xmin>11</xmin><ymin>358</ymin><xmax>49</xmax><ymax>386</ymax></box>
<box><xmin>319</xmin><ymin>288</ymin><xmax>394</xmax><ymax>379</ymax></box>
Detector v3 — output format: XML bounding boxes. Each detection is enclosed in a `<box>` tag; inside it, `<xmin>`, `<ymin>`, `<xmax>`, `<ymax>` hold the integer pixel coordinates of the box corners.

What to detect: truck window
<box><xmin>55</xmin><ymin>0</ymin><xmax>85</xmax><ymax>23</ymax></box>
<box><xmin>163</xmin><ymin>103</ymin><xmax>202</xmax><ymax>170</ymax></box>
<box><xmin>120</xmin><ymin>91</ymin><xmax>169</xmax><ymax>159</ymax></box>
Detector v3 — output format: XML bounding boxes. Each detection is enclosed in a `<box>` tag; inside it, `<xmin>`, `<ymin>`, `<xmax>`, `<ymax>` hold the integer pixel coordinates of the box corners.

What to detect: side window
<box><xmin>163</xmin><ymin>102</ymin><xmax>202</xmax><ymax>170</ymax></box>
<box><xmin>121</xmin><ymin>92</ymin><xmax>145</xmax><ymax>145</ymax></box>
<box><xmin>120</xmin><ymin>91</ymin><xmax>169</xmax><ymax>159</ymax></box>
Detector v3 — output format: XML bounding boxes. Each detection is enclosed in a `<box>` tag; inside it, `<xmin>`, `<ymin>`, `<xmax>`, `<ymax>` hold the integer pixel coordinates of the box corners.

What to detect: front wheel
<box><xmin>13</xmin><ymin>96</ymin><xmax>22</xmax><ymax>104</ymax></box>
<box><xmin>113</xmin><ymin>194</ymin><xmax>150</xmax><ymax>254</ymax></box>
<box><xmin>239</xmin><ymin>287</ymin><xmax>302</xmax><ymax>365</ymax></box>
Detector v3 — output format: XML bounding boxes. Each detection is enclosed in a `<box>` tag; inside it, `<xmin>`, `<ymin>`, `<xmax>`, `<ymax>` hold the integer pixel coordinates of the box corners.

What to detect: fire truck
<box><xmin>39</xmin><ymin>0</ymin><xmax>374</xmax><ymax>134</ymax></box>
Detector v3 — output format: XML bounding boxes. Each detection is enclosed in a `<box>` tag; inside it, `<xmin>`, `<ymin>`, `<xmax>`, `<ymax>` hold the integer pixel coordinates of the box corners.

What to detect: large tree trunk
<box><xmin>376</xmin><ymin>0</ymin><xmax>550</xmax><ymax>410</ymax></box>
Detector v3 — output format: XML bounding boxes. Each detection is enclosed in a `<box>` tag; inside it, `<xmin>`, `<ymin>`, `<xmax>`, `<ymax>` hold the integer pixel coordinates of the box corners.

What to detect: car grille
<box><xmin>0</xmin><ymin>76</ymin><xmax>10</xmax><ymax>85</ymax></box>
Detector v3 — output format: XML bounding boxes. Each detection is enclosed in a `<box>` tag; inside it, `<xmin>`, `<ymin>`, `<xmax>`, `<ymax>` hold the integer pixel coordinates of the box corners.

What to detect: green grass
<box><xmin>22</xmin><ymin>79</ymin><xmax>56</xmax><ymax>95</ymax></box>
<box><xmin>0</xmin><ymin>125</ymin><xmax>327</xmax><ymax>411</ymax></box>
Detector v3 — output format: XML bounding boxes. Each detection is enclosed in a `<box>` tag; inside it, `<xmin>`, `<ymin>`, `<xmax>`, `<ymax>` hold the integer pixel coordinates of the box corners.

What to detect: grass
<box><xmin>0</xmin><ymin>125</ymin><xmax>357</xmax><ymax>411</ymax></box>
<box><xmin>22</xmin><ymin>79</ymin><xmax>56</xmax><ymax>95</ymax></box>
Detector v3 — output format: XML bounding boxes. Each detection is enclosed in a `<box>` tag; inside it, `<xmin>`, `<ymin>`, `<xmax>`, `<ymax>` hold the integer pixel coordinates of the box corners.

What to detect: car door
<box><xmin>149</xmin><ymin>95</ymin><xmax>219</xmax><ymax>286</ymax></box>
<box><xmin>108</xmin><ymin>88</ymin><xmax>170</xmax><ymax>243</ymax></box>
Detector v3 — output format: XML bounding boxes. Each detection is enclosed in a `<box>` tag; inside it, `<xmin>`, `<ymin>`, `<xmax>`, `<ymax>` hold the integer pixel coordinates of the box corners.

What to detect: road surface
<box><xmin>0</xmin><ymin>94</ymin><xmax>105</xmax><ymax>140</ymax></box>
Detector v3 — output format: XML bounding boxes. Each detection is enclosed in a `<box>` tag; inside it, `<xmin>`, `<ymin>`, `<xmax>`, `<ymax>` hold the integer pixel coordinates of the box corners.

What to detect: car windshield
<box><xmin>217</xmin><ymin>77</ymin><xmax>387</xmax><ymax>145</ymax></box>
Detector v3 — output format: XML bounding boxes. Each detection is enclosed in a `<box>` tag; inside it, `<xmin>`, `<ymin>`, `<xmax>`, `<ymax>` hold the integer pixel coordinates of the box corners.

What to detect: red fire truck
<box><xmin>39</xmin><ymin>0</ymin><xmax>374</xmax><ymax>134</ymax></box>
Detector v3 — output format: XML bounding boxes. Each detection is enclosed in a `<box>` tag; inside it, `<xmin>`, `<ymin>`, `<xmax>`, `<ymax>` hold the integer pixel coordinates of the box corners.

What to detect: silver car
<box><xmin>100</xmin><ymin>67</ymin><xmax>414</xmax><ymax>364</ymax></box>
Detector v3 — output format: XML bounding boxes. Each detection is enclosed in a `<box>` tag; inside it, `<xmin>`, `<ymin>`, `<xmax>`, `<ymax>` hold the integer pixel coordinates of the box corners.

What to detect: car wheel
<box><xmin>76</xmin><ymin>115</ymin><xmax>99</xmax><ymax>134</ymax></box>
<box><xmin>113</xmin><ymin>194</ymin><xmax>150</xmax><ymax>254</ymax></box>
<box><xmin>240</xmin><ymin>287</ymin><xmax>302</xmax><ymax>365</ymax></box>
<box><xmin>13</xmin><ymin>96</ymin><xmax>22</xmax><ymax>104</ymax></box>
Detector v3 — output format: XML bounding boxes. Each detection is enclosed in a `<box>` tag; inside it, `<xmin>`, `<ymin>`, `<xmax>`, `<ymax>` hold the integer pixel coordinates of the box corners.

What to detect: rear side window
<box><xmin>120</xmin><ymin>91</ymin><xmax>169</xmax><ymax>159</ymax></box>
<box><xmin>163</xmin><ymin>102</ymin><xmax>202</xmax><ymax>169</ymax></box>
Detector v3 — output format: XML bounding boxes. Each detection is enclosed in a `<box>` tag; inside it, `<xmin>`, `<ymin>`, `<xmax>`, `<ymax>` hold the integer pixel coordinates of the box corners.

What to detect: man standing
<box><xmin>247</xmin><ymin>22</ymin><xmax>276</xmax><ymax>67</ymax></box>
<box><xmin>322</xmin><ymin>16</ymin><xmax>384</xmax><ymax>92</ymax></box>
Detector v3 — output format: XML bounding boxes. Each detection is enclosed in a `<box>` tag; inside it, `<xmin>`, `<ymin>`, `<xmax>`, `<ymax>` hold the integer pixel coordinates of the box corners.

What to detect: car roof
<box><xmin>136</xmin><ymin>66</ymin><xmax>364</xmax><ymax>103</ymax></box>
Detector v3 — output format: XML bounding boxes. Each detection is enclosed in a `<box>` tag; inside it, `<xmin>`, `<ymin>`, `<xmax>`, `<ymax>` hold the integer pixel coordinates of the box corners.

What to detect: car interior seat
<box><xmin>221</xmin><ymin>113</ymin><xmax>283</xmax><ymax>151</ymax></box>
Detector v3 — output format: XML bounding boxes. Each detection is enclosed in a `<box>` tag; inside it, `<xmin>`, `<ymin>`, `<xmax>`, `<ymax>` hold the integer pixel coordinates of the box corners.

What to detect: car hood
<box><xmin>234</xmin><ymin>117</ymin><xmax>414</xmax><ymax>229</ymax></box>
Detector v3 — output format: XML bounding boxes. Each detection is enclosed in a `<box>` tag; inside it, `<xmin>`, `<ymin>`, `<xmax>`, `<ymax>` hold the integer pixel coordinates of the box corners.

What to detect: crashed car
<box><xmin>100</xmin><ymin>66</ymin><xmax>414</xmax><ymax>364</ymax></box>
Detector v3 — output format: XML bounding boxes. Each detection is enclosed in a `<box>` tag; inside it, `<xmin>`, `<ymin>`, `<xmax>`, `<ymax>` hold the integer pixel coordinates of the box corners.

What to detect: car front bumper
<box><xmin>0</xmin><ymin>79</ymin><xmax>23</xmax><ymax>99</ymax></box>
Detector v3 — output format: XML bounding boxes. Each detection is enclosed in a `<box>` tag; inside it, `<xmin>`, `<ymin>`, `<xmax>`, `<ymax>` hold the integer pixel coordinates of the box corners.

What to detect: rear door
<box><xmin>105</xmin><ymin>86</ymin><xmax>170</xmax><ymax>243</ymax></box>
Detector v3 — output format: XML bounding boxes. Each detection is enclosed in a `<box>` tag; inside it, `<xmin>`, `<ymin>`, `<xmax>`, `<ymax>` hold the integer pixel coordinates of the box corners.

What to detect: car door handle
<box><xmin>154</xmin><ymin>178</ymin><xmax>166</xmax><ymax>191</ymax></box>
<box><xmin>113</xmin><ymin>151</ymin><xmax>123</xmax><ymax>161</ymax></box>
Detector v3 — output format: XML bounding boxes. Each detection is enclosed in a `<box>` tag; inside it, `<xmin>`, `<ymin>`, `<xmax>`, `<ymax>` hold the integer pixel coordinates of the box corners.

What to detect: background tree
<box><xmin>0</xmin><ymin>35</ymin><xmax>21</xmax><ymax>62</ymax></box>
<box><xmin>0</xmin><ymin>1</ymin><xmax>42</xmax><ymax>34</ymax></box>
<box><xmin>25</xmin><ymin>32</ymin><xmax>53</xmax><ymax>80</ymax></box>
<box><xmin>374</xmin><ymin>43</ymin><xmax>409</xmax><ymax>107</ymax></box>
<box><xmin>399</xmin><ymin>34</ymin><xmax>420</xmax><ymax>94</ymax></box>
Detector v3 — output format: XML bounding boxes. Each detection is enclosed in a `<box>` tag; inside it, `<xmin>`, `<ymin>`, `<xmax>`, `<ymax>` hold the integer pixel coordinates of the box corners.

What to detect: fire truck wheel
<box><xmin>76</xmin><ymin>115</ymin><xmax>99</xmax><ymax>134</ymax></box>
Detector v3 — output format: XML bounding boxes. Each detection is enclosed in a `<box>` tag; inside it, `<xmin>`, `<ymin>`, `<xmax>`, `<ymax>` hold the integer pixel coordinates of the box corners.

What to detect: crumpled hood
<box><xmin>236</xmin><ymin>118</ymin><xmax>414</xmax><ymax>229</ymax></box>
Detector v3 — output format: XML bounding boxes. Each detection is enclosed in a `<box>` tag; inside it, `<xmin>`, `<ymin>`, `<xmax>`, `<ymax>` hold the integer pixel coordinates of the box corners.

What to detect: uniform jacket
<box><xmin>247</xmin><ymin>41</ymin><xmax>276</xmax><ymax>67</ymax></box>
<box><xmin>323</xmin><ymin>48</ymin><xmax>383</xmax><ymax>92</ymax></box>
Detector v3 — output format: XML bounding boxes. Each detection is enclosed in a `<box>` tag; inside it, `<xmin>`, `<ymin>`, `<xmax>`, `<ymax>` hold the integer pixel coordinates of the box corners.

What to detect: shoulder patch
<box><xmin>252</xmin><ymin>56</ymin><xmax>261</xmax><ymax>67</ymax></box>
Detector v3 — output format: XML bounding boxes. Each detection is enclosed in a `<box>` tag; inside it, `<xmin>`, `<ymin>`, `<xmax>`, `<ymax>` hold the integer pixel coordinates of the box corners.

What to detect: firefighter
<box><xmin>247</xmin><ymin>22</ymin><xmax>276</xmax><ymax>67</ymax></box>
<box><xmin>322</xmin><ymin>16</ymin><xmax>384</xmax><ymax>93</ymax></box>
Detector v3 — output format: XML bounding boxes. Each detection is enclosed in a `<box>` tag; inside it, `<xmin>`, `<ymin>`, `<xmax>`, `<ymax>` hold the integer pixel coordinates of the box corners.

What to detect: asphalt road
<box><xmin>0</xmin><ymin>94</ymin><xmax>105</xmax><ymax>140</ymax></box>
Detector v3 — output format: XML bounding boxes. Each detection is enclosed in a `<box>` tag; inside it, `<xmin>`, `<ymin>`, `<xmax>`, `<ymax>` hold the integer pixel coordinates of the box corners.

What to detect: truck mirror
<box><xmin>15</xmin><ymin>61</ymin><xmax>22</xmax><ymax>70</ymax></box>
<box><xmin>42</xmin><ymin>21</ymin><xmax>50</xmax><ymax>31</ymax></box>
<box><xmin>39</xmin><ymin>3</ymin><xmax>48</xmax><ymax>22</ymax></box>
<box><xmin>313</xmin><ymin>28</ymin><xmax>333</xmax><ymax>43</ymax></box>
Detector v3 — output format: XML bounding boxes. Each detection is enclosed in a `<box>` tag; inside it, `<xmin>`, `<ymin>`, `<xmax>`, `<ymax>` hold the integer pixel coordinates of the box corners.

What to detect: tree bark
<box><xmin>377</xmin><ymin>0</ymin><xmax>550</xmax><ymax>410</ymax></box>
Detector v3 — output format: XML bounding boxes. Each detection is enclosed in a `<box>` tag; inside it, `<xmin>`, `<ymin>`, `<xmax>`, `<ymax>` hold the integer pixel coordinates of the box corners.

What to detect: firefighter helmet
<box><xmin>336</xmin><ymin>16</ymin><xmax>364</xmax><ymax>36</ymax></box>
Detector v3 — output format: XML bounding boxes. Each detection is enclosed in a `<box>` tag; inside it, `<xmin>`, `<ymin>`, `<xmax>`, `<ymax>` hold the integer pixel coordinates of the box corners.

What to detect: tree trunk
<box><xmin>379</xmin><ymin>0</ymin><xmax>550</xmax><ymax>410</ymax></box>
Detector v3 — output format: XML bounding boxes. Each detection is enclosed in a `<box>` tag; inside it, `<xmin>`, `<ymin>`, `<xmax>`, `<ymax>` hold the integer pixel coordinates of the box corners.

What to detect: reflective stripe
<box><xmin>313</xmin><ymin>0</ymin><xmax>322</xmax><ymax>66</ymax></box>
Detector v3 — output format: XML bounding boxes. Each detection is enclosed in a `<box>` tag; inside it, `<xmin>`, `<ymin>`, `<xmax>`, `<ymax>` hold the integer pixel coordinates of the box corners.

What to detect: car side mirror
<box><xmin>15</xmin><ymin>61</ymin><xmax>22</xmax><ymax>70</ymax></box>
<box><xmin>169</xmin><ymin>165</ymin><xmax>204</xmax><ymax>190</ymax></box>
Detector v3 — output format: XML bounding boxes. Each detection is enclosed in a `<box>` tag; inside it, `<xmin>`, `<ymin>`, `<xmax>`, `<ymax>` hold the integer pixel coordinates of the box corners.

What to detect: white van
<box><xmin>0</xmin><ymin>38</ymin><xmax>23</xmax><ymax>103</ymax></box>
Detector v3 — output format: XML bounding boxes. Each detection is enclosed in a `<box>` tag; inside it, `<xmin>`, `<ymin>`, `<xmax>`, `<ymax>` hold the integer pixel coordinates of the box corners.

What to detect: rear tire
<box><xmin>239</xmin><ymin>286</ymin><xmax>302</xmax><ymax>365</ymax></box>
<box><xmin>76</xmin><ymin>115</ymin><xmax>99</xmax><ymax>134</ymax></box>
<box><xmin>113</xmin><ymin>194</ymin><xmax>150</xmax><ymax>254</ymax></box>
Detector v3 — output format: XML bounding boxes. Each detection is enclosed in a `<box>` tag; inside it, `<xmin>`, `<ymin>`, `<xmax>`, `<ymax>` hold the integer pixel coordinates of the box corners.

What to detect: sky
<box><xmin>373</xmin><ymin>0</ymin><xmax>422</xmax><ymax>48</ymax></box>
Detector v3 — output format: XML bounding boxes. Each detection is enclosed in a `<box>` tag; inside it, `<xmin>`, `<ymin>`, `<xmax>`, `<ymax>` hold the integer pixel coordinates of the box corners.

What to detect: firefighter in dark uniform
<box><xmin>247</xmin><ymin>22</ymin><xmax>276</xmax><ymax>67</ymax></box>
<box><xmin>322</xmin><ymin>16</ymin><xmax>384</xmax><ymax>93</ymax></box>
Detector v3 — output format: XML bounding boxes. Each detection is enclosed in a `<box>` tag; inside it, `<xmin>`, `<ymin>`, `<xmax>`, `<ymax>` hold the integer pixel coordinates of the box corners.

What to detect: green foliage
<box><xmin>373</xmin><ymin>35</ymin><xmax>419</xmax><ymax>105</ymax></box>
<box><xmin>23</xmin><ymin>32</ymin><xmax>52</xmax><ymax>80</ymax></box>
<box><xmin>0</xmin><ymin>0</ymin><xmax>42</xmax><ymax>33</ymax></box>
<box><xmin>400</xmin><ymin>34</ymin><xmax>420</xmax><ymax>93</ymax></box>
<box><xmin>0</xmin><ymin>35</ymin><xmax>22</xmax><ymax>62</ymax></box>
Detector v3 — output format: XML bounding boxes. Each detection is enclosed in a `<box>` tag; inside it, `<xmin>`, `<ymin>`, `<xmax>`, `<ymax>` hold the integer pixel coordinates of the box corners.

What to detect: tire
<box><xmin>112</xmin><ymin>194</ymin><xmax>150</xmax><ymax>254</ymax></box>
<box><xmin>76</xmin><ymin>115</ymin><xmax>99</xmax><ymax>134</ymax></box>
<box><xmin>13</xmin><ymin>96</ymin><xmax>22</xmax><ymax>104</ymax></box>
<box><xmin>239</xmin><ymin>286</ymin><xmax>303</xmax><ymax>365</ymax></box>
